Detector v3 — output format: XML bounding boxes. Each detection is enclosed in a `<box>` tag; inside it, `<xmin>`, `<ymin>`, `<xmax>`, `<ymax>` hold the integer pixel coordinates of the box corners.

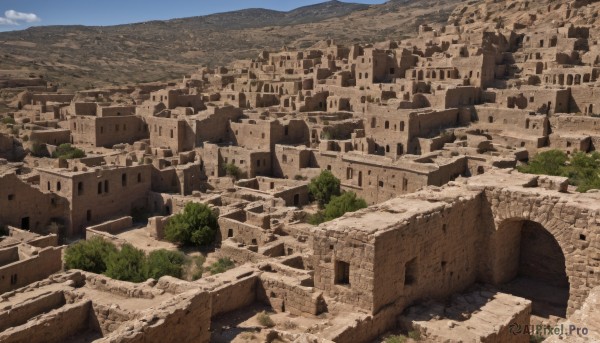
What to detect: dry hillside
<box><xmin>0</xmin><ymin>0</ymin><xmax>462</xmax><ymax>90</ymax></box>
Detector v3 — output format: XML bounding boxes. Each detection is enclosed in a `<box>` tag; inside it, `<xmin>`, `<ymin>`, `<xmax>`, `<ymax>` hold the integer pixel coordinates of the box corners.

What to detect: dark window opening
<box><xmin>122</xmin><ymin>174</ymin><xmax>127</xmax><ymax>187</ymax></box>
<box><xmin>87</xmin><ymin>210</ymin><xmax>92</xmax><ymax>222</ymax></box>
<box><xmin>404</xmin><ymin>258</ymin><xmax>417</xmax><ymax>286</ymax></box>
<box><xmin>8</xmin><ymin>194</ymin><xmax>14</xmax><ymax>201</ymax></box>
<box><xmin>21</xmin><ymin>217</ymin><xmax>30</xmax><ymax>231</ymax></box>
<box><xmin>98</xmin><ymin>182</ymin><xmax>103</xmax><ymax>194</ymax></box>
<box><xmin>228</xmin><ymin>229</ymin><xmax>233</xmax><ymax>238</ymax></box>
<box><xmin>78</xmin><ymin>182</ymin><xmax>84</xmax><ymax>196</ymax></box>
<box><xmin>335</xmin><ymin>260</ymin><xmax>351</xmax><ymax>285</ymax></box>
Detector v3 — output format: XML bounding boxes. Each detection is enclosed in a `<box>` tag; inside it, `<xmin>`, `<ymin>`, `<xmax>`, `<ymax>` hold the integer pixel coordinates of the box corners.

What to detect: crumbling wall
<box><xmin>0</xmin><ymin>300</ymin><xmax>93</xmax><ymax>343</ymax></box>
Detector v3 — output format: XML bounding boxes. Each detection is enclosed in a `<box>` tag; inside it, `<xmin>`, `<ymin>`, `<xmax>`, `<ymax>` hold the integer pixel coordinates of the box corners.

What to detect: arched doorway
<box><xmin>491</xmin><ymin>219</ymin><xmax>569</xmax><ymax>319</ymax></box>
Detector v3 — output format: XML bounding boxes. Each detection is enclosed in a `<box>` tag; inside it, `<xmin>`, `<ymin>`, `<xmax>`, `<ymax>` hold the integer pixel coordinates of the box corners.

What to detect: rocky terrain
<box><xmin>0</xmin><ymin>0</ymin><xmax>461</xmax><ymax>90</ymax></box>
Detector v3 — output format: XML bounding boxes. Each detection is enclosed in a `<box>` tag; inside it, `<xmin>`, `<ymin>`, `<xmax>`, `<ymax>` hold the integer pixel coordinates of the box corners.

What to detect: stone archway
<box><xmin>480</xmin><ymin>188</ymin><xmax>597</xmax><ymax>318</ymax></box>
<box><xmin>491</xmin><ymin>219</ymin><xmax>570</xmax><ymax>319</ymax></box>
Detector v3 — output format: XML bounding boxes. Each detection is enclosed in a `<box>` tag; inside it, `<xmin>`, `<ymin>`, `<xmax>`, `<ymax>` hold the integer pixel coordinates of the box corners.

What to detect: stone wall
<box><xmin>0</xmin><ymin>290</ymin><xmax>66</xmax><ymax>332</ymax></box>
<box><xmin>0</xmin><ymin>300</ymin><xmax>93</xmax><ymax>343</ymax></box>
<box><xmin>0</xmin><ymin>246</ymin><xmax>62</xmax><ymax>294</ymax></box>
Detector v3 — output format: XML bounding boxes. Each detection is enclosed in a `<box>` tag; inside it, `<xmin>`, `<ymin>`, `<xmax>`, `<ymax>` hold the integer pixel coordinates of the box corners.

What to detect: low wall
<box><xmin>147</xmin><ymin>215</ymin><xmax>171</xmax><ymax>240</ymax></box>
<box><xmin>0</xmin><ymin>300</ymin><xmax>92</xmax><ymax>343</ymax></box>
<box><xmin>0</xmin><ymin>290</ymin><xmax>66</xmax><ymax>332</ymax></box>
<box><xmin>207</xmin><ymin>269</ymin><xmax>258</xmax><ymax>318</ymax></box>
<box><xmin>258</xmin><ymin>272</ymin><xmax>324</xmax><ymax>316</ymax></box>
<box><xmin>86</xmin><ymin>216</ymin><xmax>133</xmax><ymax>234</ymax></box>
<box><xmin>0</xmin><ymin>246</ymin><xmax>19</xmax><ymax>266</ymax></box>
<box><xmin>85</xmin><ymin>229</ymin><xmax>127</xmax><ymax>247</ymax></box>
<box><xmin>0</xmin><ymin>246</ymin><xmax>62</xmax><ymax>294</ymax></box>
<box><xmin>329</xmin><ymin>304</ymin><xmax>402</xmax><ymax>343</ymax></box>
<box><xmin>99</xmin><ymin>290</ymin><xmax>212</xmax><ymax>343</ymax></box>
<box><xmin>91</xmin><ymin>303</ymin><xmax>138</xmax><ymax>336</ymax></box>
<box><xmin>81</xmin><ymin>272</ymin><xmax>162</xmax><ymax>299</ymax></box>
<box><xmin>25</xmin><ymin>234</ymin><xmax>59</xmax><ymax>248</ymax></box>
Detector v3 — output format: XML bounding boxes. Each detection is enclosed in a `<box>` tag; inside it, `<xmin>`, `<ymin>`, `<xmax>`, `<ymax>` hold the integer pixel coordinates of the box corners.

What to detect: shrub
<box><xmin>1</xmin><ymin>117</ymin><xmax>15</xmax><ymax>125</ymax></box>
<box><xmin>322</xmin><ymin>192</ymin><xmax>368</xmax><ymax>222</ymax></box>
<box><xmin>64</xmin><ymin>237</ymin><xmax>118</xmax><ymax>274</ymax></box>
<box><xmin>282</xmin><ymin>320</ymin><xmax>298</xmax><ymax>330</ymax></box>
<box><xmin>208</xmin><ymin>258</ymin><xmax>235</xmax><ymax>275</ymax></box>
<box><xmin>518</xmin><ymin>150</ymin><xmax>600</xmax><ymax>192</ymax></box>
<box><xmin>191</xmin><ymin>255</ymin><xmax>206</xmax><ymax>280</ymax></box>
<box><xmin>384</xmin><ymin>335</ymin><xmax>407</xmax><ymax>343</ymax></box>
<box><xmin>517</xmin><ymin>150</ymin><xmax>567</xmax><ymax>176</ymax></box>
<box><xmin>52</xmin><ymin>143</ymin><xmax>86</xmax><ymax>160</ymax></box>
<box><xmin>407</xmin><ymin>330</ymin><xmax>421</xmax><ymax>341</ymax></box>
<box><xmin>164</xmin><ymin>202</ymin><xmax>219</xmax><ymax>247</ymax></box>
<box><xmin>256</xmin><ymin>311</ymin><xmax>275</xmax><ymax>328</ymax></box>
<box><xmin>308</xmin><ymin>211</ymin><xmax>326</xmax><ymax>225</ymax></box>
<box><xmin>105</xmin><ymin>244</ymin><xmax>147</xmax><ymax>283</ymax></box>
<box><xmin>223</xmin><ymin>163</ymin><xmax>242</xmax><ymax>179</ymax></box>
<box><xmin>30</xmin><ymin>141</ymin><xmax>49</xmax><ymax>157</ymax></box>
<box><xmin>146</xmin><ymin>249</ymin><xmax>185</xmax><ymax>279</ymax></box>
<box><xmin>308</xmin><ymin>170</ymin><xmax>341</xmax><ymax>207</ymax></box>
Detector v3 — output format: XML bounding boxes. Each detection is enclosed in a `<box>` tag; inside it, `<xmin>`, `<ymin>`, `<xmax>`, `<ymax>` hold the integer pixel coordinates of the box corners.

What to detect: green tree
<box><xmin>164</xmin><ymin>202</ymin><xmax>219</xmax><ymax>247</ymax></box>
<box><xmin>308</xmin><ymin>170</ymin><xmax>341</xmax><ymax>207</ymax></box>
<box><xmin>52</xmin><ymin>143</ymin><xmax>86</xmax><ymax>159</ymax></box>
<box><xmin>517</xmin><ymin>150</ymin><xmax>567</xmax><ymax>176</ymax></box>
<box><xmin>322</xmin><ymin>191</ymin><xmax>368</xmax><ymax>221</ymax></box>
<box><xmin>64</xmin><ymin>237</ymin><xmax>117</xmax><ymax>274</ymax></box>
<box><xmin>105</xmin><ymin>244</ymin><xmax>147</xmax><ymax>282</ymax></box>
<box><xmin>146</xmin><ymin>249</ymin><xmax>185</xmax><ymax>279</ymax></box>
<box><xmin>223</xmin><ymin>163</ymin><xmax>242</xmax><ymax>179</ymax></box>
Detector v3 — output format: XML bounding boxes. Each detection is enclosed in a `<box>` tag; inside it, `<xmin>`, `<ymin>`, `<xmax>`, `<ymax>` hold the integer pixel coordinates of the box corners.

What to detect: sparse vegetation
<box><xmin>52</xmin><ymin>143</ymin><xmax>86</xmax><ymax>160</ymax></box>
<box><xmin>223</xmin><ymin>163</ymin><xmax>242</xmax><ymax>179</ymax></box>
<box><xmin>518</xmin><ymin>150</ymin><xmax>600</xmax><ymax>192</ymax></box>
<box><xmin>282</xmin><ymin>320</ymin><xmax>298</xmax><ymax>330</ymax></box>
<box><xmin>1</xmin><ymin>117</ymin><xmax>15</xmax><ymax>125</ymax></box>
<box><xmin>191</xmin><ymin>255</ymin><xmax>206</xmax><ymax>280</ymax></box>
<box><xmin>256</xmin><ymin>311</ymin><xmax>275</xmax><ymax>328</ymax></box>
<box><xmin>384</xmin><ymin>335</ymin><xmax>407</xmax><ymax>343</ymax></box>
<box><xmin>164</xmin><ymin>202</ymin><xmax>219</xmax><ymax>247</ymax></box>
<box><xmin>30</xmin><ymin>141</ymin><xmax>49</xmax><ymax>158</ymax></box>
<box><xmin>407</xmin><ymin>330</ymin><xmax>421</xmax><ymax>341</ymax></box>
<box><xmin>208</xmin><ymin>258</ymin><xmax>235</xmax><ymax>275</ymax></box>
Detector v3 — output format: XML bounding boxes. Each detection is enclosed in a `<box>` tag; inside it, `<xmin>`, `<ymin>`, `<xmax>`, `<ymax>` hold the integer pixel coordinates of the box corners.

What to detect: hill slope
<box><xmin>0</xmin><ymin>0</ymin><xmax>463</xmax><ymax>90</ymax></box>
